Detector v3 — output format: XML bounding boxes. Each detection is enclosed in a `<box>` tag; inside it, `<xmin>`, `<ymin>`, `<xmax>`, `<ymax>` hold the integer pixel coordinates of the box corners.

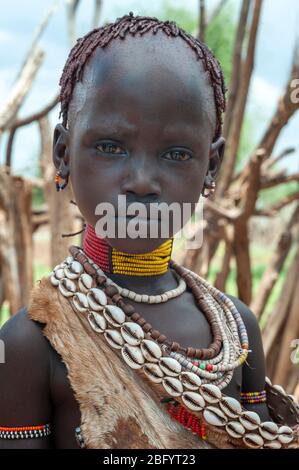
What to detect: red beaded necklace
<box><xmin>83</xmin><ymin>223</ymin><xmax>174</xmax><ymax>276</ymax></box>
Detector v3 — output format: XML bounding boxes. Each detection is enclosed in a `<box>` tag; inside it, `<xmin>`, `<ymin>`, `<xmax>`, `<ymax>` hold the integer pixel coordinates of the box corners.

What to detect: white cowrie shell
<box><xmin>265</xmin><ymin>376</ymin><xmax>272</xmax><ymax>386</ymax></box>
<box><xmin>78</xmin><ymin>273</ymin><xmax>93</xmax><ymax>293</ymax></box>
<box><xmin>143</xmin><ymin>363</ymin><xmax>164</xmax><ymax>383</ymax></box>
<box><xmin>87</xmin><ymin>312</ymin><xmax>106</xmax><ymax>333</ymax></box>
<box><xmin>141</xmin><ymin>340</ymin><xmax>162</xmax><ymax>363</ymax></box>
<box><xmin>239</xmin><ymin>411</ymin><xmax>261</xmax><ymax>430</ymax></box>
<box><xmin>72</xmin><ymin>292</ymin><xmax>89</xmax><ymax>313</ymax></box>
<box><xmin>182</xmin><ymin>391</ymin><xmax>205</xmax><ymax>412</ymax></box>
<box><xmin>92</xmin><ymin>311</ymin><xmax>107</xmax><ymax>331</ymax></box>
<box><xmin>64</xmin><ymin>261</ymin><xmax>83</xmax><ymax>279</ymax></box>
<box><xmin>277</xmin><ymin>426</ymin><xmax>294</xmax><ymax>444</ymax></box>
<box><xmin>104</xmin><ymin>329</ymin><xmax>124</xmax><ymax>349</ymax></box>
<box><xmin>121</xmin><ymin>322</ymin><xmax>144</xmax><ymax>346</ymax></box>
<box><xmin>287</xmin><ymin>394</ymin><xmax>297</xmax><ymax>403</ymax></box>
<box><xmin>179</xmin><ymin>372</ymin><xmax>202</xmax><ymax>390</ymax></box>
<box><xmin>162</xmin><ymin>377</ymin><xmax>183</xmax><ymax>397</ymax></box>
<box><xmin>243</xmin><ymin>433</ymin><xmax>264</xmax><ymax>449</ymax></box>
<box><xmin>264</xmin><ymin>440</ymin><xmax>282</xmax><ymax>449</ymax></box>
<box><xmin>219</xmin><ymin>396</ymin><xmax>242</xmax><ymax>418</ymax></box>
<box><xmin>199</xmin><ymin>384</ymin><xmax>222</xmax><ymax>403</ymax></box>
<box><xmin>71</xmin><ymin>260</ymin><xmax>83</xmax><ymax>273</ymax></box>
<box><xmin>104</xmin><ymin>305</ymin><xmax>125</xmax><ymax>327</ymax></box>
<box><xmin>58</xmin><ymin>278</ymin><xmax>76</xmax><ymax>297</ymax></box>
<box><xmin>55</xmin><ymin>268</ymin><xmax>65</xmax><ymax>279</ymax></box>
<box><xmin>273</xmin><ymin>384</ymin><xmax>286</xmax><ymax>395</ymax></box>
<box><xmin>203</xmin><ymin>406</ymin><xmax>227</xmax><ymax>427</ymax></box>
<box><xmin>50</xmin><ymin>274</ymin><xmax>59</xmax><ymax>286</ymax></box>
<box><xmin>225</xmin><ymin>421</ymin><xmax>245</xmax><ymax>439</ymax></box>
<box><xmin>53</xmin><ymin>263</ymin><xmax>65</xmax><ymax>272</ymax></box>
<box><xmin>87</xmin><ymin>288</ymin><xmax>107</xmax><ymax>311</ymax></box>
<box><xmin>259</xmin><ymin>421</ymin><xmax>279</xmax><ymax>441</ymax></box>
<box><xmin>159</xmin><ymin>357</ymin><xmax>181</xmax><ymax>377</ymax></box>
<box><xmin>64</xmin><ymin>266</ymin><xmax>79</xmax><ymax>280</ymax></box>
<box><xmin>121</xmin><ymin>345</ymin><xmax>145</xmax><ymax>369</ymax></box>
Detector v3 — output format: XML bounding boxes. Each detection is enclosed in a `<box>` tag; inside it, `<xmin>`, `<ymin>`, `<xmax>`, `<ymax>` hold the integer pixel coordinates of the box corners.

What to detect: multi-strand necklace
<box><xmin>48</xmin><ymin>225</ymin><xmax>296</xmax><ymax>448</ymax></box>
<box><xmin>81</xmin><ymin>224</ymin><xmax>249</xmax><ymax>389</ymax></box>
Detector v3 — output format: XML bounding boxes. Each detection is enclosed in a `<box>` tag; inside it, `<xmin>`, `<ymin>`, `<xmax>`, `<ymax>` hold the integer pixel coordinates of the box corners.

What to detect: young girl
<box><xmin>0</xmin><ymin>13</ymin><xmax>298</xmax><ymax>449</ymax></box>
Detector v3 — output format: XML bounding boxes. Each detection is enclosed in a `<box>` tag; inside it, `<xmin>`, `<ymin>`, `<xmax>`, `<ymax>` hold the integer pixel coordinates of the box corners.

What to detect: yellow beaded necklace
<box><xmin>83</xmin><ymin>223</ymin><xmax>174</xmax><ymax>276</ymax></box>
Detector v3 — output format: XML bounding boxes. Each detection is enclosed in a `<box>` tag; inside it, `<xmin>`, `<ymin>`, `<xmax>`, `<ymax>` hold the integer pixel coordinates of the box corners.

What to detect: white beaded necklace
<box><xmin>90</xmin><ymin>259</ymin><xmax>187</xmax><ymax>303</ymax></box>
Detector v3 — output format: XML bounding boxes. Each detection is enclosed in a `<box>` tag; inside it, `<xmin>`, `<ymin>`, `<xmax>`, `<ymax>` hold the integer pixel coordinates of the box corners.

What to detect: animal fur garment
<box><xmin>28</xmin><ymin>276</ymin><xmax>216</xmax><ymax>449</ymax></box>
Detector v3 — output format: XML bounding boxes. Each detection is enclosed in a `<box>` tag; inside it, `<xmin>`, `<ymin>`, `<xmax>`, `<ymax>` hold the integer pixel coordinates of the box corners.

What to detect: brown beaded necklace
<box><xmin>69</xmin><ymin>245</ymin><xmax>222</xmax><ymax>361</ymax></box>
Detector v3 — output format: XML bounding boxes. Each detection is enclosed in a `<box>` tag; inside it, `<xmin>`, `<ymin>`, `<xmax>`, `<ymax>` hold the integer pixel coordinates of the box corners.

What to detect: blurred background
<box><xmin>0</xmin><ymin>0</ymin><xmax>298</xmax><ymax>395</ymax></box>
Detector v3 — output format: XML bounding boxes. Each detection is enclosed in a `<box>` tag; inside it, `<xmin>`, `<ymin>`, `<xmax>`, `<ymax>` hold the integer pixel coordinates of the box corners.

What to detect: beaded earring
<box><xmin>55</xmin><ymin>169</ymin><xmax>69</xmax><ymax>192</ymax></box>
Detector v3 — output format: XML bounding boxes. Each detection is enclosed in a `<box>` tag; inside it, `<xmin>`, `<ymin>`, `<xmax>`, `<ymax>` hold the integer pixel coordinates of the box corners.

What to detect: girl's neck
<box><xmin>82</xmin><ymin>223</ymin><xmax>174</xmax><ymax>279</ymax></box>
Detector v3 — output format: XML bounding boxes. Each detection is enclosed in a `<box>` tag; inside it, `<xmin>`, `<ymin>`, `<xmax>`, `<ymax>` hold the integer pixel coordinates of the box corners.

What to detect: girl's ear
<box><xmin>207</xmin><ymin>136</ymin><xmax>225</xmax><ymax>179</ymax></box>
<box><xmin>52</xmin><ymin>123</ymin><xmax>70</xmax><ymax>177</ymax></box>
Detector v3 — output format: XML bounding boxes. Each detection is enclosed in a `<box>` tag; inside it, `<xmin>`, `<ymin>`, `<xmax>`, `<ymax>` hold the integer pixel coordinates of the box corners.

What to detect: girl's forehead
<box><xmin>78</xmin><ymin>30</ymin><xmax>208</xmax><ymax>93</ymax></box>
<box><xmin>73</xmin><ymin>33</ymin><xmax>215</xmax><ymax>126</ymax></box>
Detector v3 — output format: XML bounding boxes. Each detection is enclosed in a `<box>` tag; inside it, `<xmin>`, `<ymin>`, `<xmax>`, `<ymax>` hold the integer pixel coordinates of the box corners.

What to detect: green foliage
<box><xmin>158</xmin><ymin>1</ymin><xmax>198</xmax><ymax>32</ymax></box>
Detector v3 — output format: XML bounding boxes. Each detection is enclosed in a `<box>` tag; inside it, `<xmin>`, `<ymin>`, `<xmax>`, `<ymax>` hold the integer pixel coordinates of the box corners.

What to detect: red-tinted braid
<box><xmin>58</xmin><ymin>12</ymin><xmax>227</xmax><ymax>140</ymax></box>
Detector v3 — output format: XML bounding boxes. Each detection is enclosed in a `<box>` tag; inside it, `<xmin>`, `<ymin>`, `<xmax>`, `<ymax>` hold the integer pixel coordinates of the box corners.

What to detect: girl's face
<box><xmin>53</xmin><ymin>32</ymin><xmax>224</xmax><ymax>253</ymax></box>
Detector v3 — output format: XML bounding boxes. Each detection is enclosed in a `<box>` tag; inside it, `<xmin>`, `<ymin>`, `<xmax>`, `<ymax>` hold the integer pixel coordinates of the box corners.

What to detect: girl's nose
<box><xmin>120</xmin><ymin>153</ymin><xmax>161</xmax><ymax>199</ymax></box>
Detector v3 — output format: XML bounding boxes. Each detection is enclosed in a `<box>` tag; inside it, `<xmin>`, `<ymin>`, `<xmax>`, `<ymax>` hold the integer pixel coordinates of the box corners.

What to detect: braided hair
<box><xmin>59</xmin><ymin>12</ymin><xmax>227</xmax><ymax>139</ymax></box>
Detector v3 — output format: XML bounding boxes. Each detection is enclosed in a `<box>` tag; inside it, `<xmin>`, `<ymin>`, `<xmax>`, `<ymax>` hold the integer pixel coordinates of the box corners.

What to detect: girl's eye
<box><xmin>96</xmin><ymin>142</ymin><xmax>125</xmax><ymax>154</ymax></box>
<box><xmin>163</xmin><ymin>150</ymin><xmax>192</xmax><ymax>161</ymax></box>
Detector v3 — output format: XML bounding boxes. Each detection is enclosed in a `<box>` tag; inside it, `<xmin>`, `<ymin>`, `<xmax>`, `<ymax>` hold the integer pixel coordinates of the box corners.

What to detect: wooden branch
<box><xmin>254</xmin><ymin>191</ymin><xmax>299</xmax><ymax>216</ymax></box>
<box><xmin>5</xmin><ymin>127</ymin><xmax>17</xmax><ymax>171</ymax></box>
<box><xmin>233</xmin><ymin>217</ymin><xmax>252</xmax><ymax>304</ymax></box>
<box><xmin>231</xmin><ymin>41</ymin><xmax>299</xmax><ymax>192</ymax></box>
<box><xmin>223</xmin><ymin>0</ymin><xmax>251</xmax><ymax>139</ymax></box>
<box><xmin>0</xmin><ymin>47</ymin><xmax>44</xmax><ymax>132</ymax></box>
<box><xmin>260</xmin><ymin>172</ymin><xmax>299</xmax><ymax>189</ymax></box>
<box><xmin>204</xmin><ymin>199</ymin><xmax>242</xmax><ymax>220</ymax></box>
<box><xmin>199</xmin><ymin>0</ymin><xmax>206</xmax><ymax>42</ymax></box>
<box><xmin>251</xmin><ymin>203</ymin><xmax>299</xmax><ymax>318</ymax></box>
<box><xmin>9</xmin><ymin>94</ymin><xmax>59</xmax><ymax>131</ymax></box>
<box><xmin>5</xmin><ymin>94</ymin><xmax>59</xmax><ymax>170</ymax></box>
<box><xmin>0</xmin><ymin>1</ymin><xmax>58</xmax><ymax>133</ymax></box>
<box><xmin>262</xmin><ymin>147</ymin><xmax>295</xmax><ymax>171</ymax></box>
<box><xmin>258</xmin><ymin>40</ymin><xmax>299</xmax><ymax>157</ymax></box>
<box><xmin>216</xmin><ymin>0</ymin><xmax>263</xmax><ymax>197</ymax></box>
<box><xmin>214</xmin><ymin>222</ymin><xmax>234</xmax><ymax>291</ymax></box>
<box><xmin>0</xmin><ymin>168</ymin><xmax>33</xmax><ymax>313</ymax></box>
<box><xmin>231</xmin><ymin>147</ymin><xmax>295</xmax><ymax>184</ymax></box>
<box><xmin>273</xmin><ymin>273</ymin><xmax>299</xmax><ymax>386</ymax></box>
<box><xmin>263</xmin><ymin>244</ymin><xmax>299</xmax><ymax>355</ymax></box>
<box><xmin>241</xmin><ymin>149</ymin><xmax>266</xmax><ymax>217</ymax></box>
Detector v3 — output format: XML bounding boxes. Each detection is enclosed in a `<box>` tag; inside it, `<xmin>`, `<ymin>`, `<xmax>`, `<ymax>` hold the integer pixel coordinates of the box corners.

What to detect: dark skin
<box><xmin>0</xmin><ymin>32</ymin><xmax>272</xmax><ymax>449</ymax></box>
